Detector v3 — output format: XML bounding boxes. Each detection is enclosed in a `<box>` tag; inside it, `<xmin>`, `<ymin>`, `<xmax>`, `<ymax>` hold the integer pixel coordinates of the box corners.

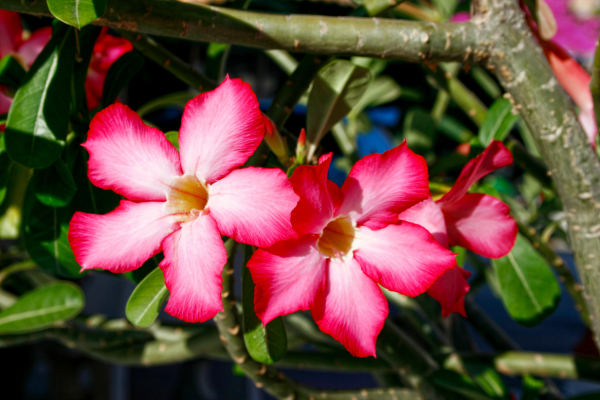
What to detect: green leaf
<box><xmin>431</xmin><ymin>370</ymin><xmax>495</xmax><ymax>400</ymax></box>
<box><xmin>205</xmin><ymin>43</ymin><xmax>230</xmax><ymax>81</ymax></box>
<box><xmin>33</xmin><ymin>158</ymin><xmax>77</xmax><ymax>207</ymax></box>
<box><xmin>47</xmin><ymin>0</ymin><xmax>107</xmax><ymax>29</ymax></box>
<box><xmin>463</xmin><ymin>360</ymin><xmax>509</xmax><ymax>400</ymax></box>
<box><xmin>306</xmin><ymin>60</ymin><xmax>371</xmax><ymax>155</ymax></box>
<box><xmin>242</xmin><ymin>245</ymin><xmax>287</xmax><ymax>364</ymax></box>
<box><xmin>522</xmin><ymin>375</ymin><xmax>544</xmax><ymax>400</ymax></box>
<box><xmin>492</xmin><ymin>234</ymin><xmax>561</xmax><ymax>326</ymax></box>
<box><xmin>349</xmin><ymin>75</ymin><xmax>402</xmax><ymax>118</ymax></box>
<box><xmin>136</xmin><ymin>91</ymin><xmax>195</xmax><ymax>118</ymax></box>
<box><xmin>452</xmin><ymin>246</ymin><xmax>467</xmax><ymax>267</ymax></box>
<box><xmin>125</xmin><ymin>267</ymin><xmax>169</xmax><ymax>328</ymax></box>
<box><xmin>23</xmin><ymin>189</ymin><xmax>83</xmax><ymax>278</ymax></box>
<box><xmin>0</xmin><ymin>55</ymin><xmax>26</xmax><ymax>91</ymax></box>
<box><xmin>165</xmin><ymin>131</ymin><xmax>179</xmax><ymax>150</ymax></box>
<box><xmin>4</xmin><ymin>24</ymin><xmax>76</xmax><ymax>169</ymax></box>
<box><xmin>0</xmin><ymin>281</ymin><xmax>84</xmax><ymax>333</ymax></box>
<box><xmin>478</xmin><ymin>98</ymin><xmax>520</xmax><ymax>147</ymax></box>
<box><xmin>403</xmin><ymin>107</ymin><xmax>437</xmax><ymax>155</ymax></box>
<box><xmin>101</xmin><ymin>51</ymin><xmax>145</xmax><ymax>109</ymax></box>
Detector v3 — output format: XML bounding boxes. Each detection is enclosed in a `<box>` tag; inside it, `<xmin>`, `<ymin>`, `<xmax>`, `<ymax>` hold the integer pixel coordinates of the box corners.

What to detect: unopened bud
<box><xmin>296</xmin><ymin>128</ymin><xmax>306</xmax><ymax>164</ymax></box>
<box><xmin>262</xmin><ymin>114</ymin><xmax>290</xmax><ymax>164</ymax></box>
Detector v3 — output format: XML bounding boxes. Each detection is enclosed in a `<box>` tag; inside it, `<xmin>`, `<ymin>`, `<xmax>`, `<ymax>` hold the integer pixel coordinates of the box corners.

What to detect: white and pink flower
<box><xmin>68</xmin><ymin>77</ymin><xmax>299</xmax><ymax>323</ymax></box>
<box><xmin>248</xmin><ymin>144</ymin><xmax>456</xmax><ymax>357</ymax></box>
<box><xmin>399</xmin><ymin>141</ymin><xmax>517</xmax><ymax>317</ymax></box>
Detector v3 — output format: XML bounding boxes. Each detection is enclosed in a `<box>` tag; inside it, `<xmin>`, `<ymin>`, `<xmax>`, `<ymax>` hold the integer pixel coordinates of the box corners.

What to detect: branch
<box><xmin>2</xmin><ymin>0</ymin><xmax>480</xmax><ymax>63</ymax></box>
<box><xmin>475</xmin><ymin>0</ymin><xmax>600</xmax><ymax>349</ymax></box>
<box><xmin>470</xmin><ymin>352</ymin><xmax>600</xmax><ymax>382</ymax></box>
<box><xmin>117</xmin><ymin>30</ymin><xmax>217</xmax><ymax>91</ymax></box>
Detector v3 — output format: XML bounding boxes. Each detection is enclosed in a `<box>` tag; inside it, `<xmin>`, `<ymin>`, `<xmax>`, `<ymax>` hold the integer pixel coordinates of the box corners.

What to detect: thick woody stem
<box><xmin>474</xmin><ymin>0</ymin><xmax>600</xmax><ymax>349</ymax></box>
<box><xmin>469</xmin><ymin>352</ymin><xmax>600</xmax><ymax>381</ymax></box>
<box><xmin>2</xmin><ymin>0</ymin><xmax>480</xmax><ymax>63</ymax></box>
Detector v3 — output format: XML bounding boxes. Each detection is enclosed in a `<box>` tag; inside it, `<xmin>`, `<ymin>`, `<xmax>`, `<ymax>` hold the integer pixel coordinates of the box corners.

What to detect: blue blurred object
<box><xmin>356</xmin><ymin>126</ymin><xmax>395</xmax><ymax>158</ymax></box>
<box><xmin>366</xmin><ymin>106</ymin><xmax>401</xmax><ymax>127</ymax></box>
<box><xmin>259</xmin><ymin>98</ymin><xmax>307</xmax><ymax>115</ymax></box>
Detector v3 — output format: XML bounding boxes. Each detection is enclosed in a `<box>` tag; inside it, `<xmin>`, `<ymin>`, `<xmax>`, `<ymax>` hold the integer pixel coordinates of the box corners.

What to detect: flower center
<box><xmin>165</xmin><ymin>175</ymin><xmax>209</xmax><ymax>223</ymax></box>
<box><xmin>318</xmin><ymin>216</ymin><xmax>355</xmax><ymax>258</ymax></box>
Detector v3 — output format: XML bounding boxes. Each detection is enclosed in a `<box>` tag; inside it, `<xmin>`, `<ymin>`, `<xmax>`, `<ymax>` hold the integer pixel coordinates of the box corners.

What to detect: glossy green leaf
<box><xmin>0</xmin><ymin>281</ymin><xmax>84</xmax><ymax>333</ymax></box>
<box><xmin>478</xmin><ymin>98</ymin><xmax>520</xmax><ymax>146</ymax></box>
<box><xmin>126</xmin><ymin>267</ymin><xmax>168</xmax><ymax>327</ymax></box>
<box><xmin>242</xmin><ymin>245</ymin><xmax>287</xmax><ymax>364</ymax></box>
<box><xmin>33</xmin><ymin>158</ymin><xmax>77</xmax><ymax>207</ymax></box>
<box><xmin>47</xmin><ymin>0</ymin><xmax>107</xmax><ymax>29</ymax></box>
<box><xmin>23</xmin><ymin>189</ymin><xmax>83</xmax><ymax>278</ymax></box>
<box><xmin>136</xmin><ymin>91</ymin><xmax>195</xmax><ymax>118</ymax></box>
<box><xmin>452</xmin><ymin>246</ymin><xmax>467</xmax><ymax>267</ymax></box>
<box><xmin>492</xmin><ymin>234</ymin><xmax>561</xmax><ymax>326</ymax></box>
<box><xmin>101</xmin><ymin>51</ymin><xmax>145</xmax><ymax>109</ymax></box>
<box><xmin>206</xmin><ymin>43</ymin><xmax>230</xmax><ymax>81</ymax></box>
<box><xmin>431</xmin><ymin>370</ymin><xmax>495</xmax><ymax>400</ymax></box>
<box><xmin>464</xmin><ymin>360</ymin><xmax>509</xmax><ymax>400</ymax></box>
<box><xmin>4</xmin><ymin>25</ymin><xmax>75</xmax><ymax>169</ymax></box>
<box><xmin>0</xmin><ymin>55</ymin><xmax>26</xmax><ymax>91</ymax></box>
<box><xmin>306</xmin><ymin>60</ymin><xmax>371</xmax><ymax>155</ymax></box>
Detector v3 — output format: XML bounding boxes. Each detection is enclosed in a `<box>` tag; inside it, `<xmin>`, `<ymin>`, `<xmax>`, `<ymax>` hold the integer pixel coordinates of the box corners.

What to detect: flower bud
<box><xmin>296</xmin><ymin>128</ymin><xmax>306</xmax><ymax>164</ymax></box>
<box><xmin>262</xmin><ymin>114</ymin><xmax>290</xmax><ymax>164</ymax></box>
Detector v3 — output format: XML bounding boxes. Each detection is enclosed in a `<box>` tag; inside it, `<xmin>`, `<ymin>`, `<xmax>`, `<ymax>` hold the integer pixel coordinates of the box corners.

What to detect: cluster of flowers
<box><xmin>0</xmin><ymin>10</ymin><xmax>132</xmax><ymax>124</ymax></box>
<box><xmin>68</xmin><ymin>77</ymin><xmax>518</xmax><ymax>357</ymax></box>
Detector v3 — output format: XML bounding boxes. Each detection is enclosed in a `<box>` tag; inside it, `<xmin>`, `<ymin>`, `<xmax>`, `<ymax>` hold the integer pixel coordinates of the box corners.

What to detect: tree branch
<box><xmin>2</xmin><ymin>0</ymin><xmax>480</xmax><ymax>63</ymax></box>
<box><xmin>475</xmin><ymin>0</ymin><xmax>600</xmax><ymax>349</ymax></box>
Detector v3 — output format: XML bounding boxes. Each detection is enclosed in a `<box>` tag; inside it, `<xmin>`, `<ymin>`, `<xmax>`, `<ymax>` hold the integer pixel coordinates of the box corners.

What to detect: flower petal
<box><xmin>289</xmin><ymin>153</ymin><xmax>335</xmax><ymax>236</ymax></box>
<box><xmin>16</xmin><ymin>26</ymin><xmax>52</xmax><ymax>68</ymax></box>
<box><xmin>0</xmin><ymin>10</ymin><xmax>22</xmax><ymax>58</ymax></box>
<box><xmin>354</xmin><ymin>222</ymin><xmax>456</xmax><ymax>297</ymax></box>
<box><xmin>178</xmin><ymin>76</ymin><xmax>264</xmax><ymax>184</ymax></box>
<box><xmin>427</xmin><ymin>265</ymin><xmax>471</xmax><ymax>318</ymax></box>
<box><xmin>69</xmin><ymin>201</ymin><xmax>179</xmax><ymax>273</ymax></box>
<box><xmin>311</xmin><ymin>257</ymin><xmax>387</xmax><ymax>358</ymax></box>
<box><xmin>328</xmin><ymin>180</ymin><xmax>343</xmax><ymax>212</ymax></box>
<box><xmin>208</xmin><ymin>167</ymin><xmax>298</xmax><ymax>247</ymax></box>
<box><xmin>438</xmin><ymin>141</ymin><xmax>513</xmax><ymax>205</ymax></box>
<box><xmin>398</xmin><ymin>197</ymin><xmax>448</xmax><ymax>248</ymax></box>
<box><xmin>248</xmin><ymin>236</ymin><xmax>327</xmax><ymax>325</ymax></box>
<box><xmin>84</xmin><ymin>104</ymin><xmax>182</xmax><ymax>201</ymax></box>
<box><xmin>337</xmin><ymin>142</ymin><xmax>429</xmax><ymax>229</ymax></box>
<box><xmin>442</xmin><ymin>193</ymin><xmax>517</xmax><ymax>259</ymax></box>
<box><xmin>160</xmin><ymin>213</ymin><xmax>226</xmax><ymax>323</ymax></box>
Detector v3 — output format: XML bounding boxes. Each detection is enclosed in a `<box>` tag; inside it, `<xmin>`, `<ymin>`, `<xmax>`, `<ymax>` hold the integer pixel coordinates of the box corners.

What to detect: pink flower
<box><xmin>545</xmin><ymin>0</ymin><xmax>600</xmax><ymax>56</ymax></box>
<box><xmin>85</xmin><ymin>27</ymin><xmax>133</xmax><ymax>110</ymax></box>
<box><xmin>0</xmin><ymin>10</ymin><xmax>52</xmax><ymax>116</ymax></box>
<box><xmin>68</xmin><ymin>77</ymin><xmax>299</xmax><ymax>323</ymax></box>
<box><xmin>248</xmin><ymin>144</ymin><xmax>456</xmax><ymax>357</ymax></box>
<box><xmin>398</xmin><ymin>141</ymin><xmax>518</xmax><ymax>317</ymax></box>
